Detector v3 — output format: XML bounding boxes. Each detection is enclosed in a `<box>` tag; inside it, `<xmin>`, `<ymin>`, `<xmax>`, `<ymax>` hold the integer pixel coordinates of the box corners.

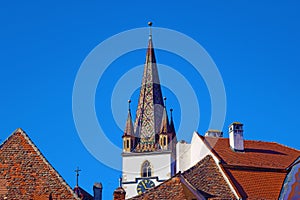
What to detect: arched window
<box><xmin>126</xmin><ymin>139</ymin><xmax>129</xmax><ymax>148</ymax></box>
<box><xmin>141</xmin><ymin>160</ymin><xmax>152</xmax><ymax>177</ymax></box>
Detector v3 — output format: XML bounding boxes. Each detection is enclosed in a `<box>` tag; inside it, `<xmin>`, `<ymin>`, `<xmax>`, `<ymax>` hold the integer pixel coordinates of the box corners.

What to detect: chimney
<box><xmin>113</xmin><ymin>187</ymin><xmax>126</xmax><ymax>200</ymax></box>
<box><xmin>93</xmin><ymin>182</ymin><xmax>103</xmax><ymax>200</ymax></box>
<box><xmin>229</xmin><ymin>122</ymin><xmax>244</xmax><ymax>151</ymax></box>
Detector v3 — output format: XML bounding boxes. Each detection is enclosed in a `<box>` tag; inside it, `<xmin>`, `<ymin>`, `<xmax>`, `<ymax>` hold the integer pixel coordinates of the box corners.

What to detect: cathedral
<box><xmin>121</xmin><ymin>23</ymin><xmax>177</xmax><ymax>198</ymax></box>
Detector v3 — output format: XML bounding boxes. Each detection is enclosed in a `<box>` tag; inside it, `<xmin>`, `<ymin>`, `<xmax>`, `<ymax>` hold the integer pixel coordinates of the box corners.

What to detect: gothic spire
<box><xmin>134</xmin><ymin>22</ymin><xmax>164</xmax><ymax>144</ymax></box>
<box><xmin>169</xmin><ymin>108</ymin><xmax>175</xmax><ymax>134</ymax></box>
<box><xmin>124</xmin><ymin>100</ymin><xmax>134</xmax><ymax>137</ymax></box>
<box><xmin>160</xmin><ymin>97</ymin><xmax>170</xmax><ymax>134</ymax></box>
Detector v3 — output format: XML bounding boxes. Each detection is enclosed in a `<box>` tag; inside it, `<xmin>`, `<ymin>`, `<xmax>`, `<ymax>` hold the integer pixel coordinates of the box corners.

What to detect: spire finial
<box><xmin>163</xmin><ymin>97</ymin><xmax>167</xmax><ymax>108</ymax></box>
<box><xmin>74</xmin><ymin>167</ymin><xmax>81</xmax><ymax>187</ymax></box>
<box><xmin>148</xmin><ymin>21</ymin><xmax>153</xmax><ymax>38</ymax></box>
<box><xmin>169</xmin><ymin>108</ymin><xmax>176</xmax><ymax>134</ymax></box>
<box><xmin>128</xmin><ymin>99</ymin><xmax>131</xmax><ymax>111</ymax></box>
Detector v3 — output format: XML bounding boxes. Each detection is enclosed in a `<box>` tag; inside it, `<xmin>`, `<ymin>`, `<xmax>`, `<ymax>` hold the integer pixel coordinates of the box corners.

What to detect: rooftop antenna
<box><xmin>75</xmin><ymin>167</ymin><xmax>81</xmax><ymax>187</ymax></box>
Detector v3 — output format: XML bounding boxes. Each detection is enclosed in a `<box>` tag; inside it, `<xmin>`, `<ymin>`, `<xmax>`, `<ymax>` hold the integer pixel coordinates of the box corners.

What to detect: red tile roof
<box><xmin>0</xmin><ymin>128</ymin><xmax>80</xmax><ymax>199</ymax></box>
<box><xmin>202</xmin><ymin>136</ymin><xmax>300</xmax><ymax>169</ymax></box>
<box><xmin>225</xmin><ymin>168</ymin><xmax>286</xmax><ymax>199</ymax></box>
<box><xmin>182</xmin><ymin>155</ymin><xmax>236</xmax><ymax>199</ymax></box>
<box><xmin>200</xmin><ymin>135</ymin><xmax>300</xmax><ymax>199</ymax></box>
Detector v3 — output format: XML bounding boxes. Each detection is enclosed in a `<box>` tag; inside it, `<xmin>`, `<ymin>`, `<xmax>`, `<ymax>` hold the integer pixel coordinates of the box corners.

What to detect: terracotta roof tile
<box><xmin>182</xmin><ymin>155</ymin><xmax>236</xmax><ymax>199</ymax></box>
<box><xmin>203</xmin><ymin>136</ymin><xmax>300</xmax><ymax>169</ymax></box>
<box><xmin>225</xmin><ymin>168</ymin><xmax>286</xmax><ymax>199</ymax></box>
<box><xmin>0</xmin><ymin>128</ymin><xmax>80</xmax><ymax>199</ymax></box>
<box><xmin>200</xmin><ymin>135</ymin><xmax>300</xmax><ymax>199</ymax></box>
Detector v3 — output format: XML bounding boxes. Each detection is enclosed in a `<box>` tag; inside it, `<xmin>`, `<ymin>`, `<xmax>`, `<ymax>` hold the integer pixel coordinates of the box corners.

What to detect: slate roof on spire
<box><xmin>159</xmin><ymin>106</ymin><xmax>170</xmax><ymax>135</ymax></box>
<box><xmin>123</xmin><ymin>108</ymin><xmax>134</xmax><ymax>137</ymax></box>
<box><xmin>169</xmin><ymin>109</ymin><xmax>175</xmax><ymax>134</ymax></box>
<box><xmin>134</xmin><ymin>31</ymin><xmax>164</xmax><ymax>144</ymax></box>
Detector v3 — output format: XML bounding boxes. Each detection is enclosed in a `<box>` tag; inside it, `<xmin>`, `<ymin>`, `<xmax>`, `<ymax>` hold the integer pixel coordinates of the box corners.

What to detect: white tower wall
<box><xmin>122</xmin><ymin>151</ymin><xmax>172</xmax><ymax>199</ymax></box>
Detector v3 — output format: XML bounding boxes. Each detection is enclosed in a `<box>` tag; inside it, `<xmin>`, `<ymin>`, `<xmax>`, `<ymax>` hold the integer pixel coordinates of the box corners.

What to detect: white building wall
<box><xmin>176</xmin><ymin>141</ymin><xmax>191</xmax><ymax>173</ymax></box>
<box><xmin>190</xmin><ymin>132</ymin><xmax>212</xmax><ymax>167</ymax></box>
<box><xmin>177</xmin><ymin>132</ymin><xmax>218</xmax><ymax>173</ymax></box>
<box><xmin>122</xmin><ymin>151</ymin><xmax>172</xmax><ymax>199</ymax></box>
<box><xmin>229</xmin><ymin>130</ymin><xmax>235</xmax><ymax>149</ymax></box>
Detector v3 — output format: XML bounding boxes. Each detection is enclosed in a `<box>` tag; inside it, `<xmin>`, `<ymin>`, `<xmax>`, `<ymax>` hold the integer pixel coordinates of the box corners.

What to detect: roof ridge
<box><xmin>181</xmin><ymin>154</ymin><xmax>214</xmax><ymax>175</ymax></box>
<box><xmin>201</xmin><ymin>135</ymin><xmax>300</xmax><ymax>152</ymax></box>
<box><xmin>221</xmin><ymin>164</ymin><xmax>288</xmax><ymax>172</ymax></box>
<box><xmin>0</xmin><ymin>128</ymin><xmax>24</xmax><ymax>148</ymax></box>
<box><xmin>267</xmin><ymin>141</ymin><xmax>300</xmax><ymax>152</ymax></box>
<box><xmin>197</xmin><ymin>134</ymin><xmax>223</xmax><ymax>162</ymax></box>
<box><xmin>179</xmin><ymin>174</ymin><xmax>207</xmax><ymax>199</ymax></box>
<box><xmin>0</xmin><ymin>128</ymin><xmax>80</xmax><ymax>200</ymax></box>
<box><xmin>218</xmin><ymin>163</ymin><xmax>244</xmax><ymax>199</ymax></box>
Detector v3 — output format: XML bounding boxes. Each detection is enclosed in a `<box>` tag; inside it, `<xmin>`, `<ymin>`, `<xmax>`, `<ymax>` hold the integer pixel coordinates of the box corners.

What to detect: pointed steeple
<box><xmin>134</xmin><ymin>22</ymin><xmax>164</xmax><ymax>144</ymax></box>
<box><xmin>123</xmin><ymin>100</ymin><xmax>135</xmax><ymax>152</ymax></box>
<box><xmin>160</xmin><ymin>97</ymin><xmax>170</xmax><ymax>134</ymax></box>
<box><xmin>124</xmin><ymin>100</ymin><xmax>134</xmax><ymax>137</ymax></box>
<box><xmin>169</xmin><ymin>108</ymin><xmax>175</xmax><ymax>134</ymax></box>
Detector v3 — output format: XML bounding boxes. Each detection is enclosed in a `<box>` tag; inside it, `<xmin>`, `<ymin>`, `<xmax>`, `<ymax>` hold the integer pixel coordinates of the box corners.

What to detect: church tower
<box><xmin>121</xmin><ymin>22</ymin><xmax>177</xmax><ymax>199</ymax></box>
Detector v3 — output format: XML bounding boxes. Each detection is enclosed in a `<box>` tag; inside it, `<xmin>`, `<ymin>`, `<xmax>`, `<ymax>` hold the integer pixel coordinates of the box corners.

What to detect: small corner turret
<box><xmin>122</xmin><ymin>100</ymin><xmax>135</xmax><ymax>152</ymax></box>
<box><xmin>158</xmin><ymin>97</ymin><xmax>170</xmax><ymax>150</ymax></box>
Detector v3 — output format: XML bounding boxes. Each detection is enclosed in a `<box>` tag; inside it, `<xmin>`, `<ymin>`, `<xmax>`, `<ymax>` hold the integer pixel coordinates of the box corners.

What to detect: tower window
<box><xmin>163</xmin><ymin>137</ymin><xmax>167</xmax><ymax>146</ymax></box>
<box><xmin>126</xmin><ymin>139</ymin><xmax>129</xmax><ymax>148</ymax></box>
<box><xmin>141</xmin><ymin>160</ymin><xmax>152</xmax><ymax>177</ymax></box>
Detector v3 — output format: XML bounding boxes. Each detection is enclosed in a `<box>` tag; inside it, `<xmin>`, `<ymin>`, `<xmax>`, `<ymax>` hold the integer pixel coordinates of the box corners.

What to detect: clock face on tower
<box><xmin>136</xmin><ymin>179</ymin><xmax>155</xmax><ymax>194</ymax></box>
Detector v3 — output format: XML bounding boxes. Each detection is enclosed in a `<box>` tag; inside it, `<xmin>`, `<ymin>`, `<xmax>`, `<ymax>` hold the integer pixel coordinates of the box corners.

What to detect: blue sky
<box><xmin>1</xmin><ymin>1</ymin><xmax>300</xmax><ymax>199</ymax></box>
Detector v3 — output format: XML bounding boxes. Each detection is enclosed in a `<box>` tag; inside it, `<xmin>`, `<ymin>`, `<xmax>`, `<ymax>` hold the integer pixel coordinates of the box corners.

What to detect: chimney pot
<box><xmin>93</xmin><ymin>182</ymin><xmax>103</xmax><ymax>200</ymax></box>
<box><xmin>113</xmin><ymin>187</ymin><xmax>126</xmax><ymax>200</ymax></box>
